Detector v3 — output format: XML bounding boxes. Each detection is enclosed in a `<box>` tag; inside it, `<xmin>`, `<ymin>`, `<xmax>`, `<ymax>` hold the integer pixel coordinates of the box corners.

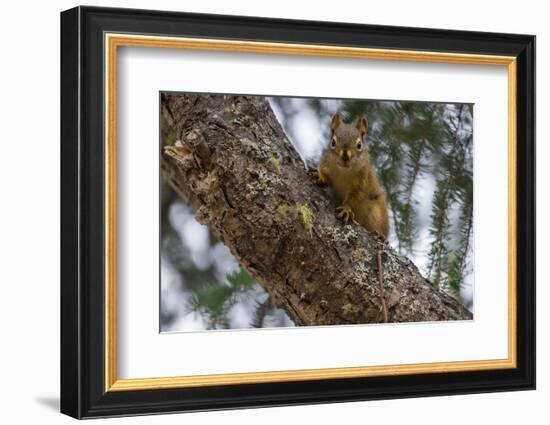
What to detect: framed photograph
<box><xmin>60</xmin><ymin>6</ymin><xmax>535</xmax><ymax>419</ymax></box>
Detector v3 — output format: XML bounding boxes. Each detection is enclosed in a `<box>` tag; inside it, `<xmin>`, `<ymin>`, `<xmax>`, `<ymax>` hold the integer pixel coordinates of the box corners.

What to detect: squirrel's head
<box><xmin>328</xmin><ymin>113</ymin><xmax>369</xmax><ymax>168</ymax></box>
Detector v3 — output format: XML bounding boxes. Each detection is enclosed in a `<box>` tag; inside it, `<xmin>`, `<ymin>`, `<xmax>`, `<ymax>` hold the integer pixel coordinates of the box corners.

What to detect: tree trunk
<box><xmin>160</xmin><ymin>93</ymin><xmax>472</xmax><ymax>325</ymax></box>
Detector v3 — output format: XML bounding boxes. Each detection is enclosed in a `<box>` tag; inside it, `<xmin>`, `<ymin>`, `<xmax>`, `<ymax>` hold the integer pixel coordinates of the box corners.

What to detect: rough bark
<box><xmin>160</xmin><ymin>93</ymin><xmax>472</xmax><ymax>325</ymax></box>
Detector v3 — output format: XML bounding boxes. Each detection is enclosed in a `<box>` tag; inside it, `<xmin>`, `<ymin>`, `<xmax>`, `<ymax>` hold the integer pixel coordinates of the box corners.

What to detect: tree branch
<box><xmin>160</xmin><ymin>93</ymin><xmax>472</xmax><ymax>325</ymax></box>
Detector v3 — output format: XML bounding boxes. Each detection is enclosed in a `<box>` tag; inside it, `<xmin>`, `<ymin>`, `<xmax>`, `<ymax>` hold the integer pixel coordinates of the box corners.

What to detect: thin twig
<box><xmin>377</xmin><ymin>249</ymin><xmax>388</xmax><ymax>323</ymax></box>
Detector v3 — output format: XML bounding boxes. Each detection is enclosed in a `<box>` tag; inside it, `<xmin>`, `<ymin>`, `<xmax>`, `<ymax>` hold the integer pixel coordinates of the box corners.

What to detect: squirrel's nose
<box><xmin>342</xmin><ymin>150</ymin><xmax>351</xmax><ymax>161</ymax></box>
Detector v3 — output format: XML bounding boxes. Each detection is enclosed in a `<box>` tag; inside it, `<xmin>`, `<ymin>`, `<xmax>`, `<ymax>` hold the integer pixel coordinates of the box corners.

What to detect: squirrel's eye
<box><xmin>331</xmin><ymin>136</ymin><xmax>337</xmax><ymax>148</ymax></box>
<box><xmin>356</xmin><ymin>139</ymin><xmax>362</xmax><ymax>150</ymax></box>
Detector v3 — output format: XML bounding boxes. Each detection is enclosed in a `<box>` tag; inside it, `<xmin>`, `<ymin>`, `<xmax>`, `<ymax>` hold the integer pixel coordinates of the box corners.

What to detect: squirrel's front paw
<box><xmin>308</xmin><ymin>165</ymin><xmax>327</xmax><ymax>186</ymax></box>
<box><xmin>336</xmin><ymin>205</ymin><xmax>354</xmax><ymax>224</ymax></box>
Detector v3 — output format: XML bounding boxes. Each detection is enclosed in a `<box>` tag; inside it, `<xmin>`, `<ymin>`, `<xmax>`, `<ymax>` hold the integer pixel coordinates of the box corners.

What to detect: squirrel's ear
<box><xmin>331</xmin><ymin>113</ymin><xmax>342</xmax><ymax>130</ymax></box>
<box><xmin>356</xmin><ymin>116</ymin><xmax>368</xmax><ymax>139</ymax></box>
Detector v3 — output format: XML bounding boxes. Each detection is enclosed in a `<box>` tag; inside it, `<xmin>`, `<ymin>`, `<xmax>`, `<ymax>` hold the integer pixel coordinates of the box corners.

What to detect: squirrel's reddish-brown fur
<box><xmin>309</xmin><ymin>113</ymin><xmax>389</xmax><ymax>240</ymax></box>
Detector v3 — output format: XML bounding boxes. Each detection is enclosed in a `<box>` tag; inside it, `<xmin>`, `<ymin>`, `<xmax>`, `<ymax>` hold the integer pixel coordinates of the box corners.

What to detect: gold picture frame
<box><xmin>62</xmin><ymin>8</ymin><xmax>534</xmax><ymax>417</ymax></box>
<box><xmin>104</xmin><ymin>33</ymin><xmax>517</xmax><ymax>392</ymax></box>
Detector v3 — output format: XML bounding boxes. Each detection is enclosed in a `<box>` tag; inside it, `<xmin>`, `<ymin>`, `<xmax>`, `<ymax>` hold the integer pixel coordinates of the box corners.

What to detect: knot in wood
<box><xmin>182</xmin><ymin>128</ymin><xmax>211</xmax><ymax>170</ymax></box>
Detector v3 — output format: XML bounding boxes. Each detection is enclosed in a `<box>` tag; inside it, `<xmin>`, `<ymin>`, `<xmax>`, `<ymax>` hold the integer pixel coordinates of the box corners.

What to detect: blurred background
<box><xmin>160</xmin><ymin>95</ymin><xmax>473</xmax><ymax>332</ymax></box>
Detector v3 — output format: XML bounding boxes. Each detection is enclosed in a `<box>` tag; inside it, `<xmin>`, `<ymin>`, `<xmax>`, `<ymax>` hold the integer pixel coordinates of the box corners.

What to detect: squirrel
<box><xmin>308</xmin><ymin>113</ymin><xmax>389</xmax><ymax>240</ymax></box>
<box><xmin>308</xmin><ymin>112</ymin><xmax>390</xmax><ymax>323</ymax></box>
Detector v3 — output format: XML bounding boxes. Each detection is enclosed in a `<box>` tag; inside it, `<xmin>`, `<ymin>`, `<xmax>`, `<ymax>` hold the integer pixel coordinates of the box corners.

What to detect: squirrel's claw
<box><xmin>308</xmin><ymin>165</ymin><xmax>327</xmax><ymax>186</ymax></box>
<box><xmin>336</xmin><ymin>205</ymin><xmax>354</xmax><ymax>224</ymax></box>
